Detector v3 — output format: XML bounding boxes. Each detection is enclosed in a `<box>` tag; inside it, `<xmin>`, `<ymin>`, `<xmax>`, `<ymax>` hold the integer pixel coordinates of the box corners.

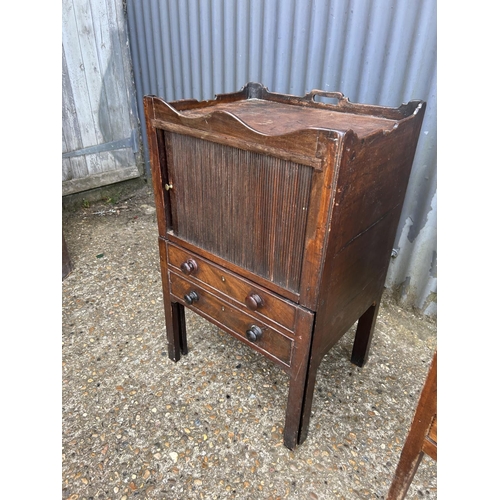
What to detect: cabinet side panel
<box><xmin>330</xmin><ymin>119</ymin><xmax>424</xmax><ymax>257</ymax></box>
<box><xmin>318</xmin><ymin>207</ymin><xmax>401</xmax><ymax>347</ymax></box>
<box><xmin>315</xmin><ymin>110</ymin><xmax>425</xmax><ymax>355</ymax></box>
<box><xmin>167</xmin><ymin>133</ymin><xmax>313</xmax><ymax>292</ymax></box>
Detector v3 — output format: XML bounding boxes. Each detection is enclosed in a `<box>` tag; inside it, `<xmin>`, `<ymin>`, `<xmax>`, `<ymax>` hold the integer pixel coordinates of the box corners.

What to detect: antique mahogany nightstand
<box><xmin>144</xmin><ymin>83</ymin><xmax>425</xmax><ymax>449</ymax></box>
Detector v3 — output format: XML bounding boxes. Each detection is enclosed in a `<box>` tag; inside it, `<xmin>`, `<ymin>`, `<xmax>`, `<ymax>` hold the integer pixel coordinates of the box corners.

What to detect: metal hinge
<box><xmin>62</xmin><ymin>129</ymin><xmax>139</xmax><ymax>159</ymax></box>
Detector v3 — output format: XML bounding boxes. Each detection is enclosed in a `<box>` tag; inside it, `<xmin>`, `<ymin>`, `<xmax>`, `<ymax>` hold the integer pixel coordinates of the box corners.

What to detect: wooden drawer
<box><xmin>169</xmin><ymin>271</ymin><xmax>293</xmax><ymax>368</ymax></box>
<box><xmin>167</xmin><ymin>242</ymin><xmax>297</xmax><ymax>332</ymax></box>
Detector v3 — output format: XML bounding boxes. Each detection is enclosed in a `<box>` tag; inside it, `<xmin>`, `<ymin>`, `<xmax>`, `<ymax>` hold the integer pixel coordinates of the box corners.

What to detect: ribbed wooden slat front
<box><xmin>167</xmin><ymin>133</ymin><xmax>313</xmax><ymax>292</ymax></box>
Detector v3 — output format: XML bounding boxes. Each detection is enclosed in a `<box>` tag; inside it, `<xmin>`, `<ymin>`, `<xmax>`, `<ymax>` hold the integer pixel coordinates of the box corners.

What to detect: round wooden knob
<box><xmin>245</xmin><ymin>293</ymin><xmax>264</xmax><ymax>311</ymax></box>
<box><xmin>184</xmin><ymin>290</ymin><xmax>199</xmax><ymax>305</ymax></box>
<box><xmin>180</xmin><ymin>259</ymin><xmax>197</xmax><ymax>275</ymax></box>
<box><xmin>245</xmin><ymin>325</ymin><xmax>263</xmax><ymax>342</ymax></box>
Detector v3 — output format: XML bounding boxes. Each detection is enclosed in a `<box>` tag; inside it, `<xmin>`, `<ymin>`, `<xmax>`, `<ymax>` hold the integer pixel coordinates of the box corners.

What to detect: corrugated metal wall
<box><xmin>125</xmin><ymin>0</ymin><xmax>437</xmax><ymax>316</ymax></box>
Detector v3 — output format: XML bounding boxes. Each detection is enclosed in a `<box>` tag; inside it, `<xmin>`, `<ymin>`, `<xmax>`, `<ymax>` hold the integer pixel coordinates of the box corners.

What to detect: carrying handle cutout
<box><xmin>304</xmin><ymin>89</ymin><xmax>348</xmax><ymax>106</ymax></box>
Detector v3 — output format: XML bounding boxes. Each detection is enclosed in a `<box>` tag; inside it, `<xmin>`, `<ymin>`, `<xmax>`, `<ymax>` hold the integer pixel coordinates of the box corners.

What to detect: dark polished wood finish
<box><xmin>168</xmin><ymin>132</ymin><xmax>313</xmax><ymax>292</ymax></box>
<box><xmin>145</xmin><ymin>82</ymin><xmax>426</xmax><ymax>449</ymax></box>
<box><xmin>387</xmin><ymin>352</ymin><xmax>437</xmax><ymax>499</ymax></box>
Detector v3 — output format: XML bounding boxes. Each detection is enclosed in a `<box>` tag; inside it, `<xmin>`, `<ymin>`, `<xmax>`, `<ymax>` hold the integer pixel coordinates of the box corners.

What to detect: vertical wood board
<box><xmin>62</xmin><ymin>0</ymin><xmax>142</xmax><ymax>195</ymax></box>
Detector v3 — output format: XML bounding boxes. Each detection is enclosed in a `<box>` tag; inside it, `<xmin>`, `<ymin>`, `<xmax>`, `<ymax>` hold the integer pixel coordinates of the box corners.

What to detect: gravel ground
<box><xmin>62</xmin><ymin>182</ymin><xmax>437</xmax><ymax>500</ymax></box>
